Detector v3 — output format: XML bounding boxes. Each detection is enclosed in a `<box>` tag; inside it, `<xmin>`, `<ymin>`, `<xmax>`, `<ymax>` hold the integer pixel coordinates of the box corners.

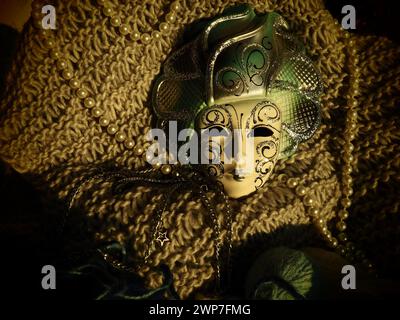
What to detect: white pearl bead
<box><xmin>119</xmin><ymin>24</ymin><xmax>129</xmax><ymax>35</ymax></box>
<box><xmin>69</xmin><ymin>79</ymin><xmax>80</xmax><ymax>89</ymax></box>
<box><xmin>124</xmin><ymin>140</ymin><xmax>135</xmax><ymax>149</ymax></box>
<box><xmin>110</xmin><ymin>16</ymin><xmax>121</xmax><ymax>27</ymax></box>
<box><xmin>103</xmin><ymin>7</ymin><xmax>113</xmax><ymax>16</ymax></box>
<box><xmin>77</xmin><ymin>88</ymin><xmax>88</xmax><ymax>99</ymax></box>
<box><xmin>166</xmin><ymin>12</ymin><xmax>176</xmax><ymax>23</ymax></box>
<box><xmin>99</xmin><ymin>116</ymin><xmax>109</xmax><ymax>127</ymax></box>
<box><xmin>115</xmin><ymin>131</ymin><xmax>126</xmax><ymax>142</ymax></box>
<box><xmin>107</xmin><ymin>124</ymin><xmax>118</xmax><ymax>135</ymax></box>
<box><xmin>62</xmin><ymin>70</ymin><xmax>73</xmax><ymax>80</ymax></box>
<box><xmin>151</xmin><ymin>31</ymin><xmax>161</xmax><ymax>40</ymax></box>
<box><xmin>131</xmin><ymin>31</ymin><xmax>140</xmax><ymax>41</ymax></box>
<box><xmin>141</xmin><ymin>33</ymin><xmax>151</xmax><ymax>44</ymax></box>
<box><xmin>170</xmin><ymin>2</ymin><xmax>180</xmax><ymax>11</ymax></box>
<box><xmin>91</xmin><ymin>107</ymin><xmax>103</xmax><ymax>117</ymax></box>
<box><xmin>159</xmin><ymin>22</ymin><xmax>169</xmax><ymax>33</ymax></box>
<box><xmin>84</xmin><ymin>97</ymin><xmax>95</xmax><ymax>108</ymax></box>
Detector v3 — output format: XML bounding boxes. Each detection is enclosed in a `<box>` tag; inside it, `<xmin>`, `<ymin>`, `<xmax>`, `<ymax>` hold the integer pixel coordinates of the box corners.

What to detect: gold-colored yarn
<box><xmin>0</xmin><ymin>0</ymin><xmax>399</xmax><ymax>298</ymax></box>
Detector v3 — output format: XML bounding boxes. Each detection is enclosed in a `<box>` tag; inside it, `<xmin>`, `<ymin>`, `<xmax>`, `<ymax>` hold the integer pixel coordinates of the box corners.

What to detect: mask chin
<box><xmin>218</xmin><ymin>174</ymin><xmax>258</xmax><ymax>199</ymax></box>
<box><xmin>224</xmin><ymin>184</ymin><xmax>257</xmax><ymax>199</ymax></box>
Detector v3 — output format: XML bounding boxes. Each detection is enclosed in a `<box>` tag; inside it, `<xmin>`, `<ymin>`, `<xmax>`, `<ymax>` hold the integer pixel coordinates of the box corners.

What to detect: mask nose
<box><xmin>231</xmin><ymin>129</ymin><xmax>254</xmax><ymax>176</ymax></box>
<box><xmin>221</xmin><ymin>128</ymin><xmax>253</xmax><ymax>178</ymax></box>
<box><xmin>230</xmin><ymin>156</ymin><xmax>252</xmax><ymax>177</ymax></box>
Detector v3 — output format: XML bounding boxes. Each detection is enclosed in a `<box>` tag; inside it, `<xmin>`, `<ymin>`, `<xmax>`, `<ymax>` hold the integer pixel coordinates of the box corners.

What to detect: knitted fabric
<box><xmin>0</xmin><ymin>0</ymin><xmax>399</xmax><ymax>299</ymax></box>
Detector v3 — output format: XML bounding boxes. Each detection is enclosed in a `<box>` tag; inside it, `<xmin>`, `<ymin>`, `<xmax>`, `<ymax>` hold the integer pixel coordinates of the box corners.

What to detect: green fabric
<box><xmin>246</xmin><ymin>247</ymin><xmax>314</xmax><ymax>299</ymax></box>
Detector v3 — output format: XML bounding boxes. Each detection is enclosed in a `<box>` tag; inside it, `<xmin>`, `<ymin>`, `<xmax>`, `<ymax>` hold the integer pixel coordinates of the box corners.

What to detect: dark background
<box><xmin>0</xmin><ymin>0</ymin><xmax>398</xmax><ymax>299</ymax></box>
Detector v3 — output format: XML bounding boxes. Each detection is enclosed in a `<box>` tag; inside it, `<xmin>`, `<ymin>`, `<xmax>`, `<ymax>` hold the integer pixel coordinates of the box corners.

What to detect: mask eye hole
<box><xmin>207</xmin><ymin>125</ymin><xmax>230</xmax><ymax>137</ymax></box>
<box><xmin>249</xmin><ymin>126</ymin><xmax>274</xmax><ymax>138</ymax></box>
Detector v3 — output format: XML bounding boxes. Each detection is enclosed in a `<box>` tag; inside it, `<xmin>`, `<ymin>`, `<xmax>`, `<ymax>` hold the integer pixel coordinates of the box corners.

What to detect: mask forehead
<box><xmin>196</xmin><ymin>100</ymin><xmax>281</xmax><ymax>129</ymax></box>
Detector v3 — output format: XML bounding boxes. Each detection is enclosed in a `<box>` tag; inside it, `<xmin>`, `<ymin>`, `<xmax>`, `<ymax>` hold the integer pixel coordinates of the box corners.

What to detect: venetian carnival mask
<box><xmin>152</xmin><ymin>4</ymin><xmax>323</xmax><ymax>198</ymax></box>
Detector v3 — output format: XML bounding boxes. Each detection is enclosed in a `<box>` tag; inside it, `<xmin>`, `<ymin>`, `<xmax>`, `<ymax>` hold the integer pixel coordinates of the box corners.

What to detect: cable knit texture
<box><xmin>0</xmin><ymin>0</ymin><xmax>399</xmax><ymax>298</ymax></box>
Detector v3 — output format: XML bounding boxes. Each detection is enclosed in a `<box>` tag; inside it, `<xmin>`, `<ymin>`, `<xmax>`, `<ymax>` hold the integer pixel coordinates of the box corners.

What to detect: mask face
<box><xmin>195</xmin><ymin>100</ymin><xmax>281</xmax><ymax>198</ymax></box>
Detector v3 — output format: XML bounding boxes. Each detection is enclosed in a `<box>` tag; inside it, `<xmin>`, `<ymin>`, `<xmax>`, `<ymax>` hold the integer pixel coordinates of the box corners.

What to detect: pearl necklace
<box><xmin>332</xmin><ymin>33</ymin><xmax>373</xmax><ymax>272</ymax></box>
<box><xmin>32</xmin><ymin>0</ymin><xmax>181</xmax><ymax>151</ymax></box>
